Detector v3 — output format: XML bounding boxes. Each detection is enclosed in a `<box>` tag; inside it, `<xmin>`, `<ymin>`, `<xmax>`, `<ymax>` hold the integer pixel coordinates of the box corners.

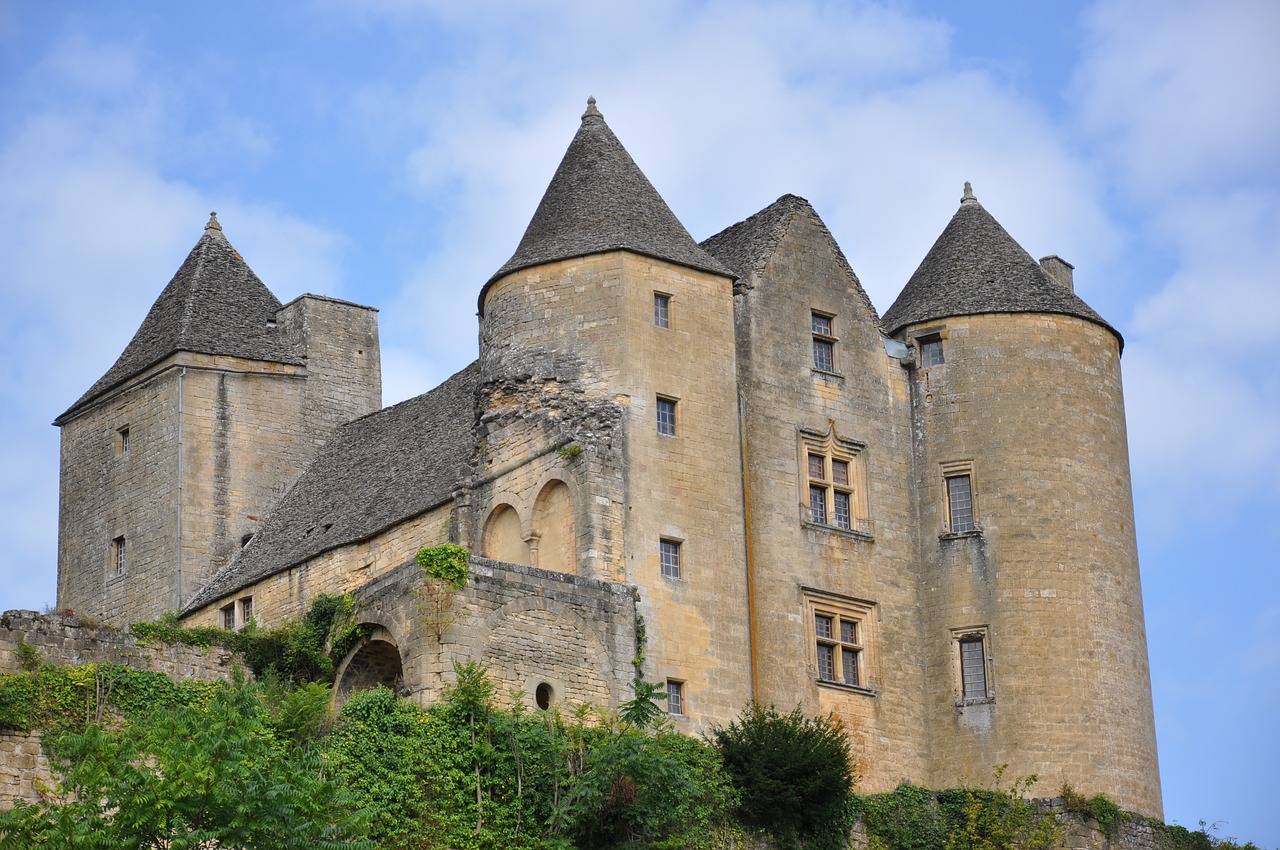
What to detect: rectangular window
<box><xmin>656</xmin><ymin>396</ymin><xmax>677</xmax><ymax>437</ymax></box>
<box><xmin>660</xmin><ymin>539</ymin><xmax>682</xmax><ymax>579</ymax></box>
<box><xmin>666</xmin><ymin>680</ymin><xmax>685</xmax><ymax>716</ymax></box>
<box><xmin>946</xmin><ymin>474</ymin><xmax>974</xmax><ymax>532</ymax></box>
<box><xmin>112</xmin><ymin>536</ymin><xmax>126</xmax><ymax>577</ymax></box>
<box><xmin>960</xmin><ymin>636</ymin><xmax>987</xmax><ymax>698</ymax></box>
<box><xmin>222</xmin><ymin>604</ymin><xmax>236</xmax><ymax>630</ymax></box>
<box><xmin>920</xmin><ymin>336</ymin><xmax>944</xmax><ymax>368</ymax></box>
<box><xmin>239</xmin><ymin>596</ymin><xmax>254</xmax><ymax>628</ymax></box>
<box><xmin>117</xmin><ymin>427</ymin><xmax>130</xmax><ymax>454</ymax></box>
<box><xmin>812</xmin><ymin>312</ymin><xmax>835</xmax><ymax>372</ymax></box>
<box><xmin>813</xmin><ymin>609</ymin><xmax>863</xmax><ymax>687</ymax></box>
<box><xmin>801</xmin><ymin>432</ymin><xmax>866</xmax><ymax>533</ymax></box>
<box><xmin>654</xmin><ymin>293</ymin><xmax>671</xmax><ymax>329</ymax></box>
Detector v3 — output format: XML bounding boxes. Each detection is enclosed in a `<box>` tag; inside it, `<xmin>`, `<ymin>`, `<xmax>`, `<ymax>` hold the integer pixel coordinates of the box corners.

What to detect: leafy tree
<box><xmin>713</xmin><ymin>701</ymin><xmax>857</xmax><ymax>850</ymax></box>
<box><xmin>0</xmin><ymin>683</ymin><xmax>370</xmax><ymax>850</ymax></box>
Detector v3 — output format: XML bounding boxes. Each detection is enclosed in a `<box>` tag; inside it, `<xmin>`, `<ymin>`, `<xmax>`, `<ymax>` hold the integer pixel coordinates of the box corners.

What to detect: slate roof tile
<box><xmin>881</xmin><ymin>185</ymin><xmax>1119</xmax><ymax>345</ymax></box>
<box><xmin>481</xmin><ymin>98</ymin><xmax>732</xmax><ymax>312</ymax></box>
<box><xmin>56</xmin><ymin>215</ymin><xmax>301</xmax><ymax>424</ymax></box>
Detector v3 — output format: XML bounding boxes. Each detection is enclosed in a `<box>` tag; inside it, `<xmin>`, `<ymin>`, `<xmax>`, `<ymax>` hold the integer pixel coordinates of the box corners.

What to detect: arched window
<box><xmin>533</xmin><ymin>480</ymin><xmax>575</xmax><ymax>574</ymax></box>
<box><xmin>483</xmin><ymin>504</ymin><xmax>530</xmax><ymax>565</ymax></box>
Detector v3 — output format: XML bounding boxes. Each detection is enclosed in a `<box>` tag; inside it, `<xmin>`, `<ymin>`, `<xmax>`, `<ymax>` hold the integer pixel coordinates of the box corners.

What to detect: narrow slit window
<box><xmin>112</xmin><ymin>536</ymin><xmax>126</xmax><ymax>577</ymax></box>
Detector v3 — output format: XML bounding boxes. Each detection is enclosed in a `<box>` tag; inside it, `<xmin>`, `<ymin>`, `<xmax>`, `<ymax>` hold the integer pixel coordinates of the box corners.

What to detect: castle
<box><xmin>52</xmin><ymin>99</ymin><xmax>1162</xmax><ymax>815</ymax></box>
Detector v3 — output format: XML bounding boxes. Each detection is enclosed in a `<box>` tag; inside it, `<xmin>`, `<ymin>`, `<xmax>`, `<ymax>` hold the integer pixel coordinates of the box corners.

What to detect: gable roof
<box><xmin>56</xmin><ymin>215</ymin><xmax>301</xmax><ymax>424</ymax></box>
<box><xmin>481</xmin><ymin>98</ymin><xmax>732</xmax><ymax>311</ymax></box>
<box><xmin>881</xmin><ymin>184</ymin><xmax>1119</xmax><ymax>344</ymax></box>
<box><xmin>700</xmin><ymin>193</ymin><xmax>880</xmax><ymax>320</ymax></box>
<box><xmin>182</xmin><ymin>361</ymin><xmax>480</xmax><ymax>613</ymax></box>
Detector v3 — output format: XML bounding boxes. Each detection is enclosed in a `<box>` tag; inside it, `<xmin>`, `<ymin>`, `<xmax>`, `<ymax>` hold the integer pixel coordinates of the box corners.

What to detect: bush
<box><xmin>712</xmin><ymin>702</ymin><xmax>857</xmax><ymax>849</ymax></box>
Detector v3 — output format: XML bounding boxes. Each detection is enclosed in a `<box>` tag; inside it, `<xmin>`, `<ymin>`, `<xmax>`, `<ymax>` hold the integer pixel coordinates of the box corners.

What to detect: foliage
<box><xmin>618</xmin><ymin>678</ymin><xmax>667</xmax><ymax>730</ymax></box>
<box><xmin>557</xmin><ymin>444</ymin><xmax>583</xmax><ymax>461</ymax></box>
<box><xmin>1060</xmin><ymin>783</ymin><xmax>1123</xmax><ymax>838</ymax></box>
<box><xmin>712</xmin><ymin>701</ymin><xmax>857</xmax><ymax>849</ymax></box>
<box><xmin>859</xmin><ymin>783</ymin><xmax>946</xmax><ymax>850</ymax></box>
<box><xmin>130</xmin><ymin>594</ymin><xmax>371</xmax><ymax>684</ymax></box>
<box><xmin>936</xmin><ymin>768</ymin><xmax>1063</xmax><ymax>850</ymax></box>
<box><xmin>1151</xmin><ymin>819</ymin><xmax>1265</xmax><ymax>850</ymax></box>
<box><xmin>0</xmin><ymin>682</ymin><xmax>370</xmax><ymax>850</ymax></box>
<box><xmin>417</xmin><ymin>543</ymin><xmax>470</xmax><ymax>588</ymax></box>
<box><xmin>14</xmin><ymin>640</ymin><xmax>41</xmax><ymax>672</ymax></box>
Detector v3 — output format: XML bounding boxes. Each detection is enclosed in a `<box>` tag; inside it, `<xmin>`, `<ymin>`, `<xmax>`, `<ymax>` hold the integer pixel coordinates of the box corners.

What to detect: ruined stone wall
<box><xmin>1</xmin><ymin>610</ymin><xmax>248</xmax><ymax>809</ymax></box>
<box><xmin>183</xmin><ymin>503</ymin><xmax>454</xmax><ymax>629</ymax></box>
<box><xmin>904</xmin><ymin>312</ymin><xmax>1160</xmax><ymax>817</ymax></box>
<box><xmin>731</xmin><ymin>209</ymin><xmax>927</xmax><ymax>794</ymax></box>
<box><xmin>345</xmin><ymin>555</ymin><xmax>637</xmax><ymax>713</ymax></box>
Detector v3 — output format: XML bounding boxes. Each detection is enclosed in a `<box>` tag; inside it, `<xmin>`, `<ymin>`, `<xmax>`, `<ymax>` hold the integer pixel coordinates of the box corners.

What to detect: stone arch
<box><xmin>482</xmin><ymin>502</ymin><xmax>530</xmax><ymax>565</ymax></box>
<box><xmin>532</xmin><ymin>479</ymin><xmax>575</xmax><ymax>574</ymax></box>
<box><xmin>334</xmin><ymin>626</ymin><xmax>405</xmax><ymax>704</ymax></box>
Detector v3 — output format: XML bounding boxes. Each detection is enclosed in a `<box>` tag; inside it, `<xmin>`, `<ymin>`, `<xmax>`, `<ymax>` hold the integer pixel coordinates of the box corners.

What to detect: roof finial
<box><xmin>582</xmin><ymin>96</ymin><xmax>602</xmax><ymax>123</ymax></box>
<box><xmin>205</xmin><ymin>211</ymin><xmax>223</xmax><ymax>233</ymax></box>
<box><xmin>961</xmin><ymin>181</ymin><xmax>977</xmax><ymax>205</ymax></box>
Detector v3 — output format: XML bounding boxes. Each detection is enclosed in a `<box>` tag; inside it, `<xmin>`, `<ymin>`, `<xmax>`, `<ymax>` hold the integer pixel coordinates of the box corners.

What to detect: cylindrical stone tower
<box><xmin>883</xmin><ymin>183</ymin><xmax>1161</xmax><ymax>816</ymax></box>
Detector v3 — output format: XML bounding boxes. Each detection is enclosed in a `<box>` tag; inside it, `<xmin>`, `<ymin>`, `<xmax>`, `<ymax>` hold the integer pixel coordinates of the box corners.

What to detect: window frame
<box><xmin>666</xmin><ymin>679</ymin><xmax>685</xmax><ymax>716</ymax></box>
<box><xmin>112</xmin><ymin>536</ymin><xmax>126</xmax><ymax>578</ymax></box>
<box><xmin>653</xmin><ymin>292</ymin><xmax>671</xmax><ymax>329</ymax></box>
<box><xmin>919</xmin><ymin>335</ymin><xmax>945</xmax><ymax>368</ymax></box>
<box><xmin>940</xmin><ymin>460</ymin><xmax>977</xmax><ymax>535</ymax></box>
<box><xmin>117</xmin><ymin>426</ymin><xmax>130</xmax><ymax>454</ymax></box>
<box><xmin>802</xmin><ymin>587</ymin><xmax>878</xmax><ymax>695</ymax></box>
<box><xmin>659</xmin><ymin>538</ymin><xmax>682</xmax><ymax>580</ymax></box>
<box><xmin>811</xmin><ymin>311</ymin><xmax>837</xmax><ymax>373</ymax></box>
<box><xmin>656</xmin><ymin>396</ymin><xmax>678</xmax><ymax>437</ymax></box>
<box><xmin>799</xmin><ymin>425</ymin><xmax>871</xmax><ymax>537</ymax></box>
<box><xmin>951</xmin><ymin>626</ymin><xmax>993</xmax><ymax>704</ymax></box>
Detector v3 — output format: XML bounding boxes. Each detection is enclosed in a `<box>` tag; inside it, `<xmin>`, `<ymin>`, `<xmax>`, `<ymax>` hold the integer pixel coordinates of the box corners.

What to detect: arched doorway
<box><xmin>334</xmin><ymin>634</ymin><xmax>404</xmax><ymax>702</ymax></box>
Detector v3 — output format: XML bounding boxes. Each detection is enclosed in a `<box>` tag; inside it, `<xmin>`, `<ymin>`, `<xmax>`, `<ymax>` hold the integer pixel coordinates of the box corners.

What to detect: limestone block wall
<box><xmin>183</xmin><ymin>503</ymin><xmax>454</xmax><ymax>629</ymax></box>
<box><xmin>276</xmin><ymin>294</ymin><xmax>381</xmax><ymax>442</ymax></box>
<box><xmin>731</xmin><ymin>209</ymin><xmax>926</xmax><ymax>793</ymax></box>
<box><xmin>345</xmin><ymin>555</ymin><xmax>637</xmax><ymax>714</ymax></box>
<box><xmin>905</xmin><ymin>313</ymin><xmax>1160</xmax><ymax>817</ymax></box>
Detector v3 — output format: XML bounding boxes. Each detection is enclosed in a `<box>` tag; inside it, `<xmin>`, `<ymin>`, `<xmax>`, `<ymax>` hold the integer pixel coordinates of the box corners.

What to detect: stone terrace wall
<box><xmin>1</xmin><ymin>609</ymin><xmax>248</xmax><ymax>809</ymax></box>
<box><xmin>0</xmin><ymin>610</ymin><xmax>247</xmax><ymax>681</ymax></box>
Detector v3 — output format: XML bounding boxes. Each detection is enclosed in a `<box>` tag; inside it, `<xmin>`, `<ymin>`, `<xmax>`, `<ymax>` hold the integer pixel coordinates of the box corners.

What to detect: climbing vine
<box><xmin>415</xmin><ymin>544</ymin><xmax>470</xmax><ymax>641</ymax></box>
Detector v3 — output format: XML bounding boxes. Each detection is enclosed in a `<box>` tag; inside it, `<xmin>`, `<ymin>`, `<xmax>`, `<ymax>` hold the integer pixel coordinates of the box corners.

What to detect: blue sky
<box><xmin>1</xmin><ymin>1</ymin><xmax>1277</xmax><ymax>844</ymax></box>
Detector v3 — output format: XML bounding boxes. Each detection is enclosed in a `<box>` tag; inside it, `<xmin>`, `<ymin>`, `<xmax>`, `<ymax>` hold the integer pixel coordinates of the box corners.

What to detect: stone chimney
<box><xmin>1039</xmin><ymin>255</ymin><xmax>1074</xmax><ymax>291</ymax></box>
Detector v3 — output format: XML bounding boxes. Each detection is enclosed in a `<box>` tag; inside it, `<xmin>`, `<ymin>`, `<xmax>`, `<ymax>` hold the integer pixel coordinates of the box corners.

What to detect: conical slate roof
<box><xmin>881</xmin><ymin>184</ymin><xmax>1118</xmax><ymax>343</ymax></box>
<box><xmin>481</xmin><ymin>98</ymin><xmax>733</xmax><ymax>311</ymax></box>
<box><xmin>56</xmin><ymin>214</ymin><xmax>301</xmax><ymax>424</ymax></box>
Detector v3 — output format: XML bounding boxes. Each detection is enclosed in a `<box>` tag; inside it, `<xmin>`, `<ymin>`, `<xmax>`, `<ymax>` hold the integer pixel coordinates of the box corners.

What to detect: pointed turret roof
<box><xmin>481</xmin><ymin>98</ymin><xmax>733</xmax><ymax>311</ymax></box>
<box><xmin>55</xmin><ymin>214</ymin><xmax>302</xmax><ymax>424</ymax></box>
<box><xmin>881</xmin><ymin>184</ymin><xmax>1118</xmax><ymax>344</ymax></box>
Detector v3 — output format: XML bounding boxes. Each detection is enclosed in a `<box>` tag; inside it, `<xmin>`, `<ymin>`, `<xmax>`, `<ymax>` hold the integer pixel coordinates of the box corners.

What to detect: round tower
<box><xmin>883</xmin><ymin>183</ymin><xmax>1161</xmax><ymax>816</ymax></box>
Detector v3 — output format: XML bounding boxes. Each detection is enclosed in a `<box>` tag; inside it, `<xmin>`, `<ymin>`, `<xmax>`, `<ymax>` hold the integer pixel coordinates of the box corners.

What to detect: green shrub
<box><xmin>417</xmin><ymin>543</ymin><xmax>470</xmax><ymax>588</ymax></box>
<box><xmin>712</xmin><ymin>701</ymin><xmax>857</xmax><ymax>849</ymax></box>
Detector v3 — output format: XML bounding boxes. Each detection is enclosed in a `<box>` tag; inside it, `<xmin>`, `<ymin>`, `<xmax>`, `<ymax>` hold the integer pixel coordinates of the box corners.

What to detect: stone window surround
<box><xmin>802</xmin><ymin>586</ymin><xmax>878</xmax><ymax>696</ymax></box>
<box><xmin>659</xmin><ymin>537</ymin><xmax>683</xmax><ymax>580</ymax></box>
<box><xmin>940</xmin><ymin>460</ymin><xmax>978</xmax><ymax>536</ymax></box>
<box><xmin>799</xmin><ymin>424</ymin><xmax>872</xmax><ymax>538</ymax></box>
<box><xmin>951</xmin><ymin>625</ymin><xmax>994</xmax><ymax>705</ymax></box>
<box><xmin>116</xmin><ymin>425</ymin><xmax>130</xmax><ymax>454</ymax></box>
<box><xmin>907</xmin><ymin>325</ymin><xmax>949</xmax><ymax>370</ymax></box>
<box><xmin>110</xmin><ymin>535</ymin><xmax>126</xmax><ymax>579</ymax></box>
<box><xmin>221</xmin><ymin>595</ymin><xmax>255</xmax><ymax>631</ymax></box>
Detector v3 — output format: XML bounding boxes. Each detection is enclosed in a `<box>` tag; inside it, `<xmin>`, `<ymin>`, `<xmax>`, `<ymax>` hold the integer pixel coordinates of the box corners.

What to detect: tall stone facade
<box><xmin>53</xmin><ymin>101</ymin><xmax>1162</xmax><ymax>816</ymax></box>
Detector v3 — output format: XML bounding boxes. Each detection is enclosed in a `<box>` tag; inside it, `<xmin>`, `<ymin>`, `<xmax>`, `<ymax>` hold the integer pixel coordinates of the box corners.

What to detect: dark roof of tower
<box><xmin>481</xmin><ymin>98</ymin><xmax>733</xmax><ymax>310</ymax></box>
<box><xmin>881</xmin><ymin>184</ymin><xmax>1119</xmax><ymax>343</ymax></box>
<box><xmin>700</xmin><ymin>193</ymin><xmax>880</xmax><ymax>320</ymax></box>
<box><xmin>55</xmin><ymin>214</ymin><xmax>301</xmax><ymax>424</ymax></box>
<box><xmin>182</xmin><ymin>361</ymin><xmax>480</xmax><ymax>613</ymax></box>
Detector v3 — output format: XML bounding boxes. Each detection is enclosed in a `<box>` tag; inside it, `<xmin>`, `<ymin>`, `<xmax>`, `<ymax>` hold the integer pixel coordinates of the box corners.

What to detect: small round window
<box><xmin>535</xmin><ymin>682</ymin><xmax>553</xmax><ymax>710</ymax></box>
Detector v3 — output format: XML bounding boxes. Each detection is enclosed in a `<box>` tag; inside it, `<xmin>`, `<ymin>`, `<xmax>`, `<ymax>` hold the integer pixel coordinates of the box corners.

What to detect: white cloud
<box><xmin>1074</xmin><ymin>0</ymin><xmax>1280</xmax><ymax>199</ymax></box>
